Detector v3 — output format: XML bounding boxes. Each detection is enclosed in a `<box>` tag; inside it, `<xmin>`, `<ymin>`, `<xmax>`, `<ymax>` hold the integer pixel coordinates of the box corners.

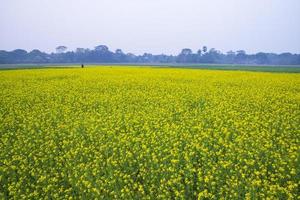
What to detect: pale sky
<box><xmin>0</xmin><ymin>0</ymin><xmax>299</xmax><ymax>55</ymax></box>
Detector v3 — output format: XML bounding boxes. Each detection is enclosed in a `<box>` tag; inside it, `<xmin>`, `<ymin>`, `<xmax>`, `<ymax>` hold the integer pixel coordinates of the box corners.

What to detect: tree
<box><xmin>27</xmin><ymin>49</ymin><xmax>48</xmax><ymax>63</ymax></box>
<box><xmin>126</xmin><ymin>53</ymin><xmax>136</xmax><ymax>62</ymax></box>
<box><xmin>180</xmin><ymin>48</ymin><xmax>192</xmax><ymax>55</ymax></box>
<box><xmin>255</xmin><ymin>52</ymin><xmax>269</xmax><ymax>64</ymax></box>
<box><xmin>0</xmin><ymin>50</ymin><xmax>10</xmax><ymax>64</ymax></box>
<box><xmin>94</xmin><ymin>45</ymin><xmax>109</xmax><ymax>52</ymax></box>
<box><xmin>56</xmin><ymin>46</ymin><xmax>67</xmax><ymax>53</ymax></box>
<box><xmin>236</xmin><ymin>50</ymin><xmax>246</xmax><ymax>55</ymax></box>
<box><xmin>12</xmin><ymin>49</ymin><xmax>27</xmax><ymax>56</ymax></box>
<box><xmin>76</xmin><ymin>48</ymin><xmax>86</xmax><ymax>53</ymax></box>
<box><xmin>209</xmin><ymin>48</ymin><xmax>218</xmax><ymax>53</ymax></box>
<box><xmin>92</xmin><ymin>45</ymin><xmax>114</xmax><ymax>62</ymax></box>
<box><xmin>1</xmin><ymin>44</ymin><xmax>300</xmax><ymax>65</ymax></box>
<box><xmin>114</xmin><ymin>49</ymin><xmax>126</xmax><ymax>62</ymax></box>
<box><xmin>202</xmin><ymin>46</ymin><xmax>207</xmax><ymax>54</ymax></box>
<box><xmin>115</xmin><ymin>49</ymin><xmax>124</xmax><ymax>54</ymax></box>
<box><xmin>11</xmin><ymin>49</ymin><xmax>28</xmax><ymax>63</ymax></box>
<box><xmin>226</xmin><ymin>51</ymin><xmax>236</xmax><ymax>63</ymax></box>
<box><xmin>201</xmin><ymin>48</ymin><xmax>222</xmax><ymax>63</ymax></box>
<box><xmin>235</xmin><ymin>50</ymin><xmax>247</xmax><ymax>63</ymax></box>
<box><xmin>196</xmin><ymin>49</ymin><xmax>203</xmax><ymax>62</ymax></box>
<box><xmin>197</xmin><ymin>49</ymin><xmax>202</xmax><ymax>55</ymax></box>
<box><xmin>226</xmin><ymin>50</ymin><xmax>235</xmax><ymax>56</ymax></box>
<box><xmin>30</xmin><ymin>49</ymin><xmax>43</xmax><ymax>55</ymax></box>
<box><xmin>177</xmin><ymin>48</ymin><xmax>194</xmax><ymax>63</ymax></box>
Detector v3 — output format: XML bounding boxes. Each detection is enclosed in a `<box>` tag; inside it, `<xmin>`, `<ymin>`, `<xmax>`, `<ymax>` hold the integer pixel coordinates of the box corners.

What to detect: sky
<box><xmin>0</xmin><ymin>0</ymin><xmax>300</xmax><ymax>55</ymax></box>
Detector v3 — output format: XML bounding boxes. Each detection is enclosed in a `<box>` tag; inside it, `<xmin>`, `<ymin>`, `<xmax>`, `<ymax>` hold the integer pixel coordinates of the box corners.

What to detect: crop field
<box><xmin>0</xmin><ymin>66</ymin><xmax>299</xmax><ymax>199</ymax></box>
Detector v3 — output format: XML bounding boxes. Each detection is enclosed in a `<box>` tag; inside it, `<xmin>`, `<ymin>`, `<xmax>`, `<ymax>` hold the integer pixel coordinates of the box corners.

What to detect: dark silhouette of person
<box><xmin>81</xmin><ymin>64</ymin><xmax>84</xmax><ymax>68</ymax></box>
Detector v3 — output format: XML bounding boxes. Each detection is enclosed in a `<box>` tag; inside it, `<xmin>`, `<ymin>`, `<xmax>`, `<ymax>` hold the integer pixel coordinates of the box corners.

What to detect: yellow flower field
<box><xmin>0</xmin><ymin>67</ymin><xmax>299</xmax><ymax>199</ymax></box>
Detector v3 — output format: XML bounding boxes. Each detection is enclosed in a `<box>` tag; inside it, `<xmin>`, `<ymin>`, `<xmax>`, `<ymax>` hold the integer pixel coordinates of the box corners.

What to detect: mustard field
<box><xmin>0</xmin><ymin>67</ymin><xmax>299</xmax><ymax>199</ymax></box>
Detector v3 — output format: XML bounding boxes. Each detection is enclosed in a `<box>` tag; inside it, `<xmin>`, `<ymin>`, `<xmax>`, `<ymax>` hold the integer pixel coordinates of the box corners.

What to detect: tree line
<box><xmin>0</xmin><ymin>45</ymin><xmax>299</xmax><ymax>65</ymax></box>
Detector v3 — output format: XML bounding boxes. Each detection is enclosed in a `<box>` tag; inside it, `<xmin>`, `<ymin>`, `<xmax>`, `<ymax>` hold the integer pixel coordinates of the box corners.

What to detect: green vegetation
<box><xmin>0</xmin><ymin>64</ymin><xmax>300</xmax><ymax>73</ymax></box>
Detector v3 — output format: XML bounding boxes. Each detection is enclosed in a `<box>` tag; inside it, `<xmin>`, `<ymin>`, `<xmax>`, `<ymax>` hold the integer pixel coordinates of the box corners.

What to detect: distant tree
<box><xmin>126</xmin><ymin>53</ymin><xmax>136</xmax><ymax>62</ymax></box>
<box><xmin>94</xmin><ymin>45</ymin><xmax>109</xmax><ymax>52</ymax></box>
<box><xmin>227</xmin><ymin>50</ymin><xmax>235</xmax><ymax>56</ymax></box>
<box><xmin>209</xmin><ymin>48</ymin><xmax>217</xmax><ymax>53</ymax></box>
<box><xmin>1</xmin><ymin>44</ymin><xmax>300</xmax><ymax>65</ymax></box>
<box><xmin>180</xmin><ymin>48</ymin><xmax>192</xmax><ymax>55</ymax></box>
<box><xmin>30</xmin><ymin>49</ymin><xmax>43</xmax><ymax>55</ymax></box>
<box><xmin>197</xmin><ymin>49</ymin><xmax>202</xmax><ymax>55</ymax></box>
<box><xmin>115</xmin><ymin>49</ymin><xmax>124</xmax><ymax>54</ymax></box>
<box><xmin>235</xmin><ymin>50</ymin><xmax>247</xmax><ymax>63</ymax></box>
<box><xmin>27</xmin><ymin>49</ymin><xmax>48</xmax><ymax>63</ymax></box>
<box><xmin>236</xmin><ymin>50</ymin><xmax>246</xmax><ymax>55</ymax></box>
<box><xmin>196</xmin><ymin>49</ymin><xmax>203</xmax><ymax>62</ymax></box>
<box><xmin>141</xmin><ymin>53</ymin><xmax>152</xmax><ymax>62</ymax></box>
<box><xmin>12</xmin><ymin>49</ymin><xmax>27</xmax><ymax>56</ymax></box>
<box><xmin>91</xmin><ymin>45</ymin><xmax>114</xmax><ymax>62</ymax></box>
<box><xmin>277</xmin><ymin>53</ymin><xmax>297</xmax><ymax>65</ymax></box>
<box><xmin>226</xmin><ymin>51</ymin><xmax>236</xmax><ymax>63</ymax></box>
<box><xmin>201</xmin><ymin>48</ymin><xmax>222</xmax><ymax>63</ymax></box>
<box><xmin>202</xmin><ymin>46</ymin><xmax>207</xmax><ymax>54</ymax></box>
<box><xmin>11</xmin><ymin>49</ymin><xmax>28</xmax><ymax>63</ymax></box>
<box><xmin>114</xmin><ymin>49</ymin><xmax>126</xmax><ymax>62</ymax></box>
<box><xmin>74</xmin><ymin>48</ymin><xmax>89</xmax><ymax>63</ymax></box>
<box><xmin>76</xmin><ymin>48</ymin><xmax>86</xmax><ymax>53</ymax></box>
<box><xmin>56</xmin><ymin>46</ymin><xmax>67</xmax><ymax>53</ymax></box>
<box><xmin>177</xmin><ymin>48</ymin><xmax>194</xmax><ymax>63</ymax></box>
<box><xmin>0</xmin><ymin>50</ymin><xmax>10</xmax><ymax>64</ymax></box>
<box><xmin>255</xmin><ymin>52</ymin><xmax>269</xmax><ymax>64</ymax></box>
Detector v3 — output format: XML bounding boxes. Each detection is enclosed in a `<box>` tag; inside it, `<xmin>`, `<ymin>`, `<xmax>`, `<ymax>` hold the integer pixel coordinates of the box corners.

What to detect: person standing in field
<box><xmin>81</xmin><ymin>64</ymin><xmax>84</xmax><ymax>68</ymax></box>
